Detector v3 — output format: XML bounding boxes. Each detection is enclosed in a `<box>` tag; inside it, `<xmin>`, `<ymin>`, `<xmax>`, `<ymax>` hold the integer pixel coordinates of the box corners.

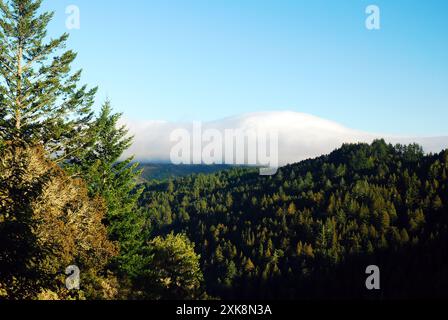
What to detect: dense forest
<box><xmin>1</xmin><ymin>0</ymin><xmax>447</xmax><ymax>301</ymax></box>
<box><xmin>137</xmin><ymin>164</ymin><xmax>235</xmax><ymax>182</ymax></box>
<box><xmin>139</xmin><ymin>140</ymin><xmax>448</xmax><ymax>299</ymax></box>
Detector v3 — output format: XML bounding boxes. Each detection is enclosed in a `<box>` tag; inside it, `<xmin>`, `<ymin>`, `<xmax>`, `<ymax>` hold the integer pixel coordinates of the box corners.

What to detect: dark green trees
<box><xmin>69</xmin><ymin>101</ymin><xmax>146</xmax><ymax>278</ymax></box>
<box><xmin>139</xmin><ymin>140</ymin><xmax>448</xmax><ymax>299</ymax></box>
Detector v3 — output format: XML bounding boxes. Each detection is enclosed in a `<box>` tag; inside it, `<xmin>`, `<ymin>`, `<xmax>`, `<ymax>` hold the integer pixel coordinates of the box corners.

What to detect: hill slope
<box><xmin>137</xmin><ymin>163</ymin><xmax>235</xmax><ymax>182</ymax></box>
<box><xmin>138</xmin><ymin>140</ymin><xmax>448</xmax><ymax>299</ymax></box>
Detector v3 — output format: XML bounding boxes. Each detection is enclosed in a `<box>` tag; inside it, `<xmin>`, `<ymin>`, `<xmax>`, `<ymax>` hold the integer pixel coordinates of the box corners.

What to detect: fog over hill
<box><xmin>122</xmin><ymin>111</ymin><xmax>448</xmax><ymax>166</ymax></box>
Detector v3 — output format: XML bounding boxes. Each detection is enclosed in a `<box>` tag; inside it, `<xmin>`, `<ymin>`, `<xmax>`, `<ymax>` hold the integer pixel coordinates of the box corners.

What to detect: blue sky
<box><xmin>42</xmin><ymin>0</ymin><xmax>448</xmax><ymax>135</ymax></box>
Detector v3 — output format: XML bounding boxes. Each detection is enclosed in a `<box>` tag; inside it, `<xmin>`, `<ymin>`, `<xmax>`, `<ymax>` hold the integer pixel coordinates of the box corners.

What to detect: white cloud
<box><xmin>121</xmin><ymin>111</ymin><xmax>448</xmax><ymax>166</ymax></box>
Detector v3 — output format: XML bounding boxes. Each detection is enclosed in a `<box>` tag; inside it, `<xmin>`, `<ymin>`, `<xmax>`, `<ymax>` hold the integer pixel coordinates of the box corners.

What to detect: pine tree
<box><xmin>380</xmin><ymin>211</ymin><xmax>390</xmax><ymax>230</ymax></box>
<box><xmin>400</xmin><ymin>229</ymin><xmax>410</xmax><ymax>244</ymax></box>
<box><xmin>303</xmin><ymin>244</ymin><xmax>314</xmax><ymax>258</ymax></box>
<box><xmin>70</xmin><ymin>101</ymin><xmax>145</xmax><ymax>279</ymax></box>
<box><xmin>296</xmin><ymin>241</ymin><xmax>303</xmax><ymax>256</ymax></box>
<box><xmin>224</xmin><ymin>261</ymin><xmax>237</xmax><ymax>287</ymax></box>
<box><xmin>432</xmin><ymin>195</ymin><xmax>443</xmax><ymax>211</ymax></box>
<box><xmin>244</xmin><ymin>258</ymin><xmax>255</xmax><ymax>273</ymax></box>
<box><xmin>287</xmin><ymin>202</ymin><xmax>296</xmax><ymax>215</ymax></box>
<box><xmin>0</xmin><ymin>0</ymin><xmax>97</xmax><ymax>161</ymax></box>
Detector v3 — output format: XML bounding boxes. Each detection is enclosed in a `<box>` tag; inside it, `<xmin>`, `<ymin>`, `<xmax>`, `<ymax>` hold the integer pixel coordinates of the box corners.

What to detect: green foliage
<box><xmin>67</xmin><ymin>101</ymin><xmax>148</xmax><ymax>287</ymax></box>
<box><xmin>1</xmin><ymin>0</ymin><xmax>446</xmax><ymax>301</ymax></box>
<box><xmin>0</xmin><ymin>0</ymin><xmax>206</xmax><ymax>301</ymax></box>
<box><xmin>0</xmin><ymin>0</ymin><xmax>97</xmax><ymax>162</ymax></box>
<box><xmin>139</xmin><ymin>140</ymin><xmax>448</xmax><ymax>299</ymax></box>
<box><xmin>133</xmin><ymin>233</ymin><xmax>205</xmax><ymax>300</ymax></box>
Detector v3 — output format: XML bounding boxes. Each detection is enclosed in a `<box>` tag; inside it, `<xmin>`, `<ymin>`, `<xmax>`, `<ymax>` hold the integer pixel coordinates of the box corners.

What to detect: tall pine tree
<box><xmin>0</xmin><ymin>0</ymin><xmax>97</xmax><ymax>161</ymax></box>
<box><xmin>72</xmin><ymin>101</ymin><xmax>147</xmax><ymax>283</ymax></box>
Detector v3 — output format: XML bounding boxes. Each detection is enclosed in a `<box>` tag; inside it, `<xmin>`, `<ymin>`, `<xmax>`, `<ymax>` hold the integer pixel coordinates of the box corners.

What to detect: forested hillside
<box><xmin>137</xmin><ymin>164</ymin><xmax>235</xmax><ymax>182</ymax></box>
<box><xmin>139</xmin><ymin>140</ymin><xmax>448</xmax><ymax>299</ymax></box>
<box><xmin>1</xmin><ymin>0</ymin><xmax>447</xmax><ymax>301</ymax></box>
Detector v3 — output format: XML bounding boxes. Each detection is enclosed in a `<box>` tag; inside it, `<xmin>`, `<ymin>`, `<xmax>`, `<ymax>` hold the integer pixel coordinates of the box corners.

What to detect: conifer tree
<box><xmin>71</xmin><ymin>101</ymin><xmax>146</xmax><ymax>279</ymax></box>
<box><xmin>244</xmin><ymin>258</ymin><xmax>255</xmax><ymax>273</ymax></box>
<box><xmin>0</xmin><ymin>0</ymin><xmax>97</xmax><ymax>161</ymax></box>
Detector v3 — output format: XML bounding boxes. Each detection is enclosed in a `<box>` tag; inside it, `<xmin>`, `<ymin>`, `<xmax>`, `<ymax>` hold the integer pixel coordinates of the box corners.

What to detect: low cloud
<box><xmin>121</xmin><ymin>111</ymin><xmax>448</xmax><ymax>166</ymax></box>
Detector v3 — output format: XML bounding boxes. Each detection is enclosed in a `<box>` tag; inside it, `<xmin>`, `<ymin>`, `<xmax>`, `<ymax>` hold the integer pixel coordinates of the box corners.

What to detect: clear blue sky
<box><xmin>43</xmin><ymin>0</ymin><xmax>448</xmax><ymax>135</ymax></box>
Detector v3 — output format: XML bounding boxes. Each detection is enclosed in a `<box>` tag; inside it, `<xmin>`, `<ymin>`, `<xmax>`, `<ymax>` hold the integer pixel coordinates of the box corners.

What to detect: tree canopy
<box><xmin>139</xmin><ymin>140</ymin><xmax>448</xmax><ymax>299</ymax></box>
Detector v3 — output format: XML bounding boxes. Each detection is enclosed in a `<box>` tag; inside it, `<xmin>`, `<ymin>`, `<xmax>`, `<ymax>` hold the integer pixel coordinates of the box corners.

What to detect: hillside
<box><xmin>138</xmin><ymin>140</ymin><xmax>448</xmax><ymax>299</ymax></box>
<box><xmin>137</xmin><ymin>163</ymin><xmax>235</xmax><ymax>182</ymax></box>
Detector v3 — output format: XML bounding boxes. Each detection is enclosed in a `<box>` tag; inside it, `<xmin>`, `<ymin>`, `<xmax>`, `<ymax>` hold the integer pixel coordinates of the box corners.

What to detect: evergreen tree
<box><xmin>244</xmin><ymin>258</ymin><xmax>255</xmax><ymax>273</ymax></box>
<box><xmin>224</xmin><ymin>261</ymin><xmax>237</xmax><ymax>287</ymax></box>
<box><xmin>72</xmin><ymin>101</ymin><xmax>146</xmax><ymax>281</ymax></box>
<box><xmin>0</xmin><ymin>0</ymin><xmax>97</xmax><ymax>161</ymax></box>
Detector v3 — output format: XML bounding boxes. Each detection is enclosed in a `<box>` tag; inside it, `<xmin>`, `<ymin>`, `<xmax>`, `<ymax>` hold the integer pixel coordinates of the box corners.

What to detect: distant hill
<box><xmin>137</xmin><ymin>163</ymin><xmax>236</xmax><ymax>182</ymax></box>
<box><xmin>138</xmin><ymin>140</ymin><xmax>448</xmax><ymax>299</ymax></box>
